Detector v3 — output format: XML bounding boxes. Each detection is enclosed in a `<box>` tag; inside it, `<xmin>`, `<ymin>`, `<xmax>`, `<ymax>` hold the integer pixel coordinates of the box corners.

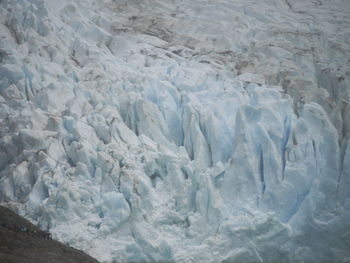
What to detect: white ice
<box><xmin>0</xmin><ymin>0</ymin><xmax>350</xmax><ymax>262</ymax></box>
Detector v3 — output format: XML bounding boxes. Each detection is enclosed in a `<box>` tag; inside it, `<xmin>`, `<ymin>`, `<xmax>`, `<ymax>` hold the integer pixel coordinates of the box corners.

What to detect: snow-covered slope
<box><xmin>0</xmin><ymin>0</ymin><xmax>350</xmax><ymax>262</ymax></box>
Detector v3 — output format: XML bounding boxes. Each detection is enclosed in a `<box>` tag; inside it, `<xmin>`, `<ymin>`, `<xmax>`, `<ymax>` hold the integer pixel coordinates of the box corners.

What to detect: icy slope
<box><xmin>0</xmin><ymin>0</ymin><xmax>350</xmax><ymax>262</ymax></box>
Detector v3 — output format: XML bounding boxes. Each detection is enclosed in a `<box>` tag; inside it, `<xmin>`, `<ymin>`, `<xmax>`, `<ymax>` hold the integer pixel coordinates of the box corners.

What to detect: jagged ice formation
<box><xmin>0</xmin><ymin>0</ymin><xmax>350</xmax><ymax>262</ymax></box>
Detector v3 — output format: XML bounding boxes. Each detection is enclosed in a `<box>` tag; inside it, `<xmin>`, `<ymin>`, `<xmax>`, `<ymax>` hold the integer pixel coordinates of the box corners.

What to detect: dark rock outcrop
<box><xmin>0</xmin><ymin>206</ymin><xmax>99</xmax><ymax>263</ymax></box>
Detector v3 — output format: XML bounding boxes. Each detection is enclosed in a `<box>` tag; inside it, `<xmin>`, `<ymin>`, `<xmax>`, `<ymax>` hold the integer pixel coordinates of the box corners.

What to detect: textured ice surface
<box><xmin>0</xmin><ymin>0</ymin><xmax>350</xmax><ymax>262</ymax></box>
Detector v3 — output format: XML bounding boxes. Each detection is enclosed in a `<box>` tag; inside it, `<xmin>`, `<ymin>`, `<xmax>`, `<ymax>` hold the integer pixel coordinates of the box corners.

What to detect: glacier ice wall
<box><xmin>0</xmin><ymin>0</ymin><xmax>350</xmax><ymax>262</ymax></box>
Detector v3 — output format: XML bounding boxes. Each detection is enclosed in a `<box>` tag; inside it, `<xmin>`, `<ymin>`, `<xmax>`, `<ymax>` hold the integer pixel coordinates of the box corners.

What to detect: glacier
<box><xmin>0</xmin><ymin>0</ymin><xmax>350</xmax><ymax>262</ymax></box>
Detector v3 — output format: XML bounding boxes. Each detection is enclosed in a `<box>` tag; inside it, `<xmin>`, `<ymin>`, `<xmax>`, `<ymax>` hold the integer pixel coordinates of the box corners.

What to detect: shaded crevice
<box><xmin>214</xmin><ymin>171</ymin><xmax>225</xmax><ymax>188</ymax></box>
<box><xmin>281</xmin><ymin>116</ymin><xmax>291</xmax><ymax>179</ymax></box>
<box><xmin>60</xmin><ymin>138</ymin><xmax>74</xmax><ymax>167</ymax></box>
<box><xmin>149</xmin><ymin>170</ymin><xmax>162</xmax><ymax>187</ymax></box>
<box><xmin>196</xmin><ymin>109</ymin><xmax>213</xmax><ymax>166</ymax></box>
<box><xmin>181</xmin><ymin>167</ymin><xmax>189</xmax><ymax>180</ymax></box>
<box><xmin>312</xmin><ymin>139</ymin><xmax>317</xmax><ymax>168</ymax></box>
<box><xmin>259</xmin><ymin>148</ymin><xmax>266</xmax><ymax>196</ymax></box>
<box><xmin>336</xmin><ymin>139</ymin><xmax>348</xmax><ymax>202</ymax></box>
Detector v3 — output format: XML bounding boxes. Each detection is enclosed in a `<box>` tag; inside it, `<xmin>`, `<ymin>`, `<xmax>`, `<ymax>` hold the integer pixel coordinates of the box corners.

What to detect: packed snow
<box><xmin>0</xmin><ymin>0</ymin><xmax>350</xmax><ymax>262</ymax></box>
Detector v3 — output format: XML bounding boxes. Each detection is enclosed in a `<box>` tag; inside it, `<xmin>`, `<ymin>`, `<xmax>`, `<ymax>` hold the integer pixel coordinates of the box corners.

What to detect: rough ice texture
<box><xmin>0</xmin><ymin>0</ymin><xmax>350</xmax><ymax>262</ymax></box>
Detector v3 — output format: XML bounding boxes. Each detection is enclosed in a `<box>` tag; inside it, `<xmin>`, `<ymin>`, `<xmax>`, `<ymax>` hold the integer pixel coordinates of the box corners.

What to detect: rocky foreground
<box><xmin>0</xmin><ymin>206</ymin><xmax>99</xmax><ymax>263</ymax></box>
